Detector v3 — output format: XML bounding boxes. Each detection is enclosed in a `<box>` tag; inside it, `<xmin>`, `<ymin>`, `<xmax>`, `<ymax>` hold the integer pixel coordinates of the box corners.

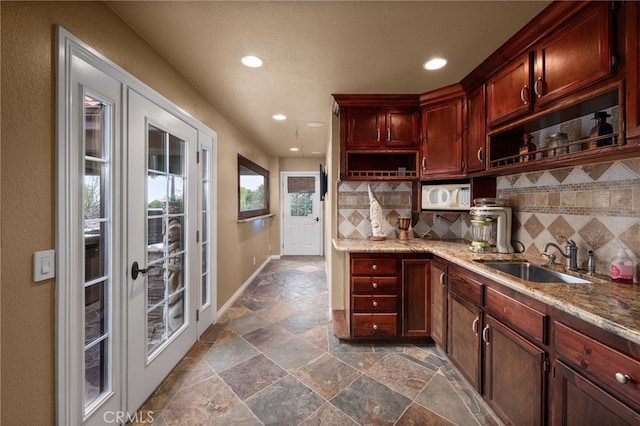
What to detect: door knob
<box><xmin>131</xmin><ymin>261</ymin><xmax>155</xmax><ymax>279</ymax></box>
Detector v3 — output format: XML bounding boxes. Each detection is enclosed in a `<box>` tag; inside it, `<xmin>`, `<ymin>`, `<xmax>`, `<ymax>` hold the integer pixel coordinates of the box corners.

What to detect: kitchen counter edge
<box><xmin>333</xmin><ymin>238</ymin><xmax>640</xmax><ymax>346</ymax></box>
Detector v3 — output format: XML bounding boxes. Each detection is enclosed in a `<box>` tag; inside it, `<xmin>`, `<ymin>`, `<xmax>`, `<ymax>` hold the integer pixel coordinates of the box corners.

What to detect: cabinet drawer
<box><xmin>555</xmin><ymin>322</ymin><xmax>640</xmax><ymax>405</ymax></box>
<box><xmin>485</xmin><ymin>287</ymin><xmax>547</xmax><ymax>345</ymax></box>
<box><xmin>352</xmin><ymin>314</ymin><xmax>397</xmax><ymax>337</ymax></box>
<box><xmin>352</xmin><ymin>258</ymin><xmax>397</xmax><ymax>276</ymax></box>
<box><xmin>353</xmin><ymin>295</ymin><xmax>397</xmax><ymax>313</ymax></box>
<box><xmin>448</xmin><ymin>270</ymin><xmax>483</xmax><ymax>305</ymax></box>
<box><xmin>352</xmin><ymin>276</ymin><xmax>397</xmax><ymax>294</ymax></box>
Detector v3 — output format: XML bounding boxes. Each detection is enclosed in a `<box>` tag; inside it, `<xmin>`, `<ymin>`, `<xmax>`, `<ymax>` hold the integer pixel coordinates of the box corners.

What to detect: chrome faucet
<box><xmin>543</xmin><ymin>236</ymin><xmax>578</xmax><ymax>271</ymax></box>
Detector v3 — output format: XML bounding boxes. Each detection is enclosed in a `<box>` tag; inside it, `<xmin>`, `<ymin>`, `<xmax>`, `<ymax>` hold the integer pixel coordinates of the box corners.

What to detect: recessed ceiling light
<box><xmin>423</xmin><ymin>58</ymin><xmax>447</xmax><ymax>70</ymax></box>
<box><xmin>306</xmin><ymin>121</ymin><xmax>324</xmax><ymax>128</ymax></box>
<box><xmin>290</xmin><ymin>147</ymin><xmax>299</xmax><ymax>152</ymax></box>
<box><xmin>272</xmin><ymin>114</ymin><xmax>287</xmax><ymax>121</ymax></box>
<box><xmin>241</xmin><ymin>55</ymin><xmax>263</xmax><ymax>68</ymax></box>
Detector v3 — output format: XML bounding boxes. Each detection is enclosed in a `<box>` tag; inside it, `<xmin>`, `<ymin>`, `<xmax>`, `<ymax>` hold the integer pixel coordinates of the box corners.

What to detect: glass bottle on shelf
<box><xmin>519</xmin><ymin>133</ymin><xmax>536</xmax><ymax>162</ymax></box>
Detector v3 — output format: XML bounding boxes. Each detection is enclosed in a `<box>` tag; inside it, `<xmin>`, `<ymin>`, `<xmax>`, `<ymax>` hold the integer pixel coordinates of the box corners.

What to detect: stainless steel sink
<box><xmin>477</xmin><ymin>261</ymin><xmax>592</xmax><ymax>284</ymax></box>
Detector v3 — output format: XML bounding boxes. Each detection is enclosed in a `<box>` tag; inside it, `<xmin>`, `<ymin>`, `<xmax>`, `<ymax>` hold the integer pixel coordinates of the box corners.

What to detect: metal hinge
<box><xmin>197</xmin><ymin>150</ymin><xmax>200</xmax><ymax>163</ymax></box>
<box><xmin>196</xmin><ymin>309</ymin><xmax>200</xmax><ymax>321</ymax></box>
<box><xmin>196</xmin><ymin>230</ymin><xmax>200</xmax><ymax>243</ymax></box>
<box><xmin>544</xmin><ymin>357</ymin><xmax>550</xmax><ymax>374</ymax></box>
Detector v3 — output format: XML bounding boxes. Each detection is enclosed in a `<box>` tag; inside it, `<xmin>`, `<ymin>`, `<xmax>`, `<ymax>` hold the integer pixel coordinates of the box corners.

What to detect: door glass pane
<box><xmin>200</xmin><ymin>148</ymin><xmax>211</xmax><ymax>307</ymax></box>
<box><xmin>289</xmin><ymin>192</ymin><xmax>313</xmax><ymax>216</ymax></box>
<box><xmin>146</xmin><ymin>125</ymin><xmax>187</xmax><ymax>358</ymax></box>
<box><xmin>83</xmin><ymin>95</ymin><xmax>112</xmax><ymax>410</ymax></box>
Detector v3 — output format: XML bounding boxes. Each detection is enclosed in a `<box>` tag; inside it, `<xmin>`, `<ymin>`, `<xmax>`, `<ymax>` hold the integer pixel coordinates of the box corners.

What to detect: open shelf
<box><xmin>487</xmin><ymin>86</ymin><xmax>622</xmax><ymax>173</ymax></box>
<box><xmin>344</xmin><ymin>151</ymin><xmax>418</xmax><ymax>180</ymax></box>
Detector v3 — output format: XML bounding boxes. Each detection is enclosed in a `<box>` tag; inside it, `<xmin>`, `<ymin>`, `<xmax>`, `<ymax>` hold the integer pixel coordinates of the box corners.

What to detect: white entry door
<box><xmin>127</xmin><ymin>90</ymin><xmax>198</xmax><ymax>412</ymax></box>
<box><xmin>282</xmin><ymin>172</ymin><xmax>323</xmax><ymax>255</ymax></box>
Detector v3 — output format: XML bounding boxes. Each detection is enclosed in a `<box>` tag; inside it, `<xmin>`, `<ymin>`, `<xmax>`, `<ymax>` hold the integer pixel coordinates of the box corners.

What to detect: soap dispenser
<box><xmin>610</xmin><ymin>248</ymin><xmax>634</xmax><ymax>284</ymax></box>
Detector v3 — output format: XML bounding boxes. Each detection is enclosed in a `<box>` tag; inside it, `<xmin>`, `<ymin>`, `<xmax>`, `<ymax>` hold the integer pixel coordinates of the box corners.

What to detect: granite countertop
<box><xmin>333</xmin><ymin>237</ymin><xmax>640</xmax><ymax>346</ymax></box>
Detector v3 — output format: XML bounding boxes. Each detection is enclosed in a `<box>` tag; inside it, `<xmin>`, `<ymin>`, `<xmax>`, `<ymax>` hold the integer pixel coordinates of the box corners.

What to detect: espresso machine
<box><xmin>469</xmin><ymin>198</ymin><xmax>514</xmax><ymax>253</ymax></box>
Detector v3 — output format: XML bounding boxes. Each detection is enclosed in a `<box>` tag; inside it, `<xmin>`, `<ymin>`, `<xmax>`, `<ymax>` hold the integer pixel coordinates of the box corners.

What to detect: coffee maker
<box><xmin>469</xmin><ymin>198</ymin><xmax>514</xmax><ymax>253</ymax></box>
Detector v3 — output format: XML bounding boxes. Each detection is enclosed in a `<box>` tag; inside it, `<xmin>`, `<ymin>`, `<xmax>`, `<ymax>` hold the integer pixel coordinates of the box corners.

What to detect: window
<box><xmin>238</xmin><ymin>155</ymin><xmax>270</xmax><ymax>220</ymax></box>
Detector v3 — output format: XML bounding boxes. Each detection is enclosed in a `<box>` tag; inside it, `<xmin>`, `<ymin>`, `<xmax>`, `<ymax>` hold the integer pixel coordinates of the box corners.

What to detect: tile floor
<box><xmin>134</xmin><ymin>256</ymin><xmax>501</xmax><ymax>425</ymax></box>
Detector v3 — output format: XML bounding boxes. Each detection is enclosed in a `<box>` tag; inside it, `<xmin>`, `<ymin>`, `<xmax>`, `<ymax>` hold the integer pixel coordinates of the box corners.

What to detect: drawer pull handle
<box><xmin>472</xmin><ymin>317</ymin><xmax>479</xmax><ymax>335</ymax></box>
<box><xmin>372</xmin><ymin>264</ymin><xmax>378</xmax><ymax>270</ymax></box>
<box><xmin>372</xmin><ymin>301</ymin><xmax>378</xmax><ymax>307</ymax></box>
<box><xmin>482</xmin><ymin>325</ymin><xmax>490</xmax><ymax>345</ymax></box>
<box><xmin>439</xmin><ymin>272</ymin><xmax>445</xmax><ymax>287</ymax></box>
<box><xmin>373</xmin><ymin>324</ymin><xmax>378</xmax><ymax>330</ymax></box>
<box><xmin>534</xmin><ymin>77</ymin><xmax>543</xmax><ymax>98</ymax></box>
<box><xmin>615</xmin><ymin>372</ymin><xmax>631</xmax><ymax>385</ymax></box>
<box><xmin>372</xmin><ymin>282</ymin><xmax>378</xmax><ymax>289</ymax></box>
<box><xmin>520</xmin><ymin>85</ymin><xmax>529</xmax><ymax>105</ymax></box>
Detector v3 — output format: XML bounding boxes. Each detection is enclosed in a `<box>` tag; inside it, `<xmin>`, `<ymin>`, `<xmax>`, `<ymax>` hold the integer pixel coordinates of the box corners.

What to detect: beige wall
<box><xmin>1</xmin><ymin>2</ymin><xmax>275</xmax><ymax>423</ymax></box>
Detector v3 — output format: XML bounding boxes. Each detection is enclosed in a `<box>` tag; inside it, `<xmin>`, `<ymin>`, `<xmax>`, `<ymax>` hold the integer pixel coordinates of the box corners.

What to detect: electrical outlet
<box><xmin>252</xmin><ymin>256</ymin><xmax>256</xmax><ymax>266</ymax></box>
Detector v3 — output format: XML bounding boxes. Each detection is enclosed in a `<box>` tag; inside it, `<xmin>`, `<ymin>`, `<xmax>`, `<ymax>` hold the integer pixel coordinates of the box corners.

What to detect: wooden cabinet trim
<box><xmin>554</xmin><ymin>321</ymin><xmax>640</xmax><ymax>409</ymax></box>
<box><xmin>485</xmin><ymin>286</ymin><xmax>548</xmax><ymax>345</ymax></box>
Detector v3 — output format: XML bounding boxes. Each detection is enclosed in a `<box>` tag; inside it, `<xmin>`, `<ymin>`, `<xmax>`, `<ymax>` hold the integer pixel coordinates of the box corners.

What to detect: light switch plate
<box><xmin>34</xmin><ymin>249</ymin><xmax>55</xmax><ymax>282</ymax></box>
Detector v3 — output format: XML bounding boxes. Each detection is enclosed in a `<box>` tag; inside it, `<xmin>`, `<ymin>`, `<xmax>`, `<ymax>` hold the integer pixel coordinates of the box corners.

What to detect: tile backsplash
<box><xmin>337</xmin><ymin>158</ymin><xmax>640</xmax><ymax>281</ymax></box>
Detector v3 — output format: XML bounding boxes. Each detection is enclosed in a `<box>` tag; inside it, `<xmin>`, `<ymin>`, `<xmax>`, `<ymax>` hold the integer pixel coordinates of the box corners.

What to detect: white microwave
<box><xmin>421</xmin><ymin>183</ymin><xmax>471</xmax><ymax>210</ymax></box>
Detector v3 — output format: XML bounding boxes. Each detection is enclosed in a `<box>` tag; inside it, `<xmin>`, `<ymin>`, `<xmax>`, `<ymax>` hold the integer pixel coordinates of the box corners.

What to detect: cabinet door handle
<box><xmin>372</xmin><ymin>300</ymin><xmax>378</xmax><ymax>307</ymax></box>
<box><xmin>534</xmin><ymin>77</ymin><xmax>543</xmax><ymax>98</ymax></box>
<box><xmin>477</xmin><ymin>147</ymin><xmax>483</xmax><ymax>163</ymax></box>
<box><xmin>520</xmin><ymin>85</ymin><xmax>529</xmax><ymax>105</ymax></box>
<box><xmin>472</xmin><ymin>317</ymin><xmax>479</xmax><ymax>335</ymax></box>
<box><xmin>376</xmin><ymin>129</ymin><xmax>380</xmax><ymax>142</ymax></box>
<box><xmin>421</xmin><ymin>156</ymin><xmax>426</xmax><ymax>170</ymax></box>
<box><xmin>482</xmin><ymin>324</ymin><xmax>490</xmax><ymax>345</ymax></box>
<box><xmin>372</xmin><ymin>282</ymin><xmax>378</xmax><ymax>289</ymax></box>
<box><xmin>386</xmin><ymin>128</ymin><xmax>391</xmax><ymax>141</ymax></box>
<box><xmin>439</xmin><ymin>272</ymin><xmax>445</xmax><ymax>287</ymax></box>
<box><xmin>615</xmin><ymin>372</ymin><xmax>631</xmax><ymax>385</ymax></box>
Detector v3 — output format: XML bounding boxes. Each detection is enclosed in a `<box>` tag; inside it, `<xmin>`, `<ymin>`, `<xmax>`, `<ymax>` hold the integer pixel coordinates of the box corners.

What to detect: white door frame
<box><xmin>280</xmin><ymin>171</ymin><xmax>323</xmax><ymax>256</ymax></box>
<box><xmin>56</xmin><ymin>27</ymin><xmax>218</xmax><ymax>425</ymax></box>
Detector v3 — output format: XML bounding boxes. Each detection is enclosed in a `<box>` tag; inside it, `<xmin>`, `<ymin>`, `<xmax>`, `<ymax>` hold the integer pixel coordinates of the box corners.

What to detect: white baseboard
<box><xmin>216</xmin><ymin>255</ymin><xmax>279</xmax><ymax>319</ymax></box>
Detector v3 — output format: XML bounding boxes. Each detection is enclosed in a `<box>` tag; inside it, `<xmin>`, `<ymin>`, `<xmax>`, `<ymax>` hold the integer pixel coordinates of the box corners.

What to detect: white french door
<box><xmin>281</xmin><ymin>172</ymin><xmax>323</xmax><ymax>255</ymax></box>
<box><xmin>197</xmin><ymin>134</ymin><xmax>216</xmax><ymax>336</ymax></box>
<box><xmin>58</xmin><ymin>28</ymin><xmax>217</xmax><ymax>425</ymax></box>
<box><xmin>126</xmin><ymin>90</ymin><xmax>198</xmax><ymax>412</ymax></box>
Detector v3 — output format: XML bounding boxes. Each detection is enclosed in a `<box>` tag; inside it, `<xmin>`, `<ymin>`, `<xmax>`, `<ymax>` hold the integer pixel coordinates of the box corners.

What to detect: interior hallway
<box><xmin>133</xmin><ymin>256</ymin><xmax>501</xmax><ymax>425</ymax></box>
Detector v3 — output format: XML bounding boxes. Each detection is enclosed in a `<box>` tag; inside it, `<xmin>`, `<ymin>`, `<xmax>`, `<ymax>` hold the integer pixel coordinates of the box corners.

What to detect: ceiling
<box><xmin>107</xmin><ymin>1</ymin><xmax>550</xmax><ymax>159</ymax></box>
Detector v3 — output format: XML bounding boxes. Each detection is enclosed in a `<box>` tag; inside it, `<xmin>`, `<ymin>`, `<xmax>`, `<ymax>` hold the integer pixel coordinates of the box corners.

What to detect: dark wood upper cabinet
<box><xmin>386</xmin><ymin>109</ymin><xmax>419</xmax><ymax>148</ymax></box>
<box><xmin>534</xmin><ymin>2</ymin><xmax>613</xmax><ymax>107</ymax></box>
<box><xmin>419</xmin><ymin>85</ymin><xmax>464</xmax><ymax>178</ymax></box>
<box><xmin>626</xmin><ymin>0</ymin><xmax>640</xmax><ymax>141</ymax></box>
<box><xmin>486</xmin><ymin>52</ymin><xmax>533</xmax><ymax>128</ymax></box>
<box><xmin>465</xmin><ymin>85</ymin><xmax>487</xmax><ymax>173</ymax></box>
<box><xmin>345</xmin><ymin>106</ymin><xmax>418</xmax><ymax>150</ymax></box>
<box><xmin>486</xmin><ymin>2</ymin><xmax>613</xmax><ymax>129</ymax></box>
<box><xmin>346</xmin><ymin>108</ymin><xmax>383</xmax><ymax>149</ymax></box>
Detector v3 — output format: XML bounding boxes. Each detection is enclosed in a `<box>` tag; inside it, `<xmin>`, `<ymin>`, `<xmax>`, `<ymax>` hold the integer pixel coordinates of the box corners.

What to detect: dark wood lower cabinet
<box><xmin>447</xmin><ymin>292</ymin><xmax>482</xmax><ymax>391</ymax></box>
<box><xmin>402</xmin><ymin>259</ymin><xmax>430</xmax><ymax>337</ymax></box>
<box><xmin>552</xmin><ymin>361</ymin><xmax>640</xmax><ymax>426</ymax></box>
<box><xmin>430</xmin><ymin>257</ymin><xmax>447</xmax><ymax>350</ymax></box>
<box><xmin>484</xmin><ymin>315</ymin><xmax>545</xmax><ymax>426</ymax></box>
